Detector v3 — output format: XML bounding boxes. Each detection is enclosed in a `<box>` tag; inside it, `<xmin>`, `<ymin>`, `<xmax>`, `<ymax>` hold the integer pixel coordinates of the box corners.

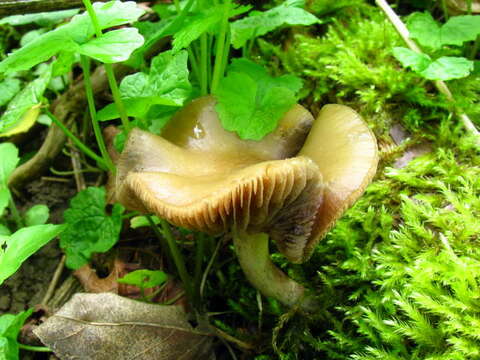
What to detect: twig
<box><xmin>376</xmin><ymin>0</ymin><xmax>480</xmax><ymax>141</ymax></box>
<box><xmin>0</xmin><ymin>0</ymin><xmax>83</xmax><ymax>16</ymax></box>
<box><xmin>41</xmin><ymin>255</ymin><xmax>66</xmax><ymax>305</ymax></box>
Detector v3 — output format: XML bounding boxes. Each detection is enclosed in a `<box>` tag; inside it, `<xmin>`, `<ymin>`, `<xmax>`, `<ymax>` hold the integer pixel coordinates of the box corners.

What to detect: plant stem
<box><xmin>80</xmin><ymin>56</ymin><xmax>115</xmax><ymax>173</ymax></box>
<box><xmin>375</xmin><ymin>0</ymin><xmax>480</xmax><ymax>142</ymax></box>
<box><xmin>200</xmin><ymin>34</ymin><xmax>209</xmax><ymax>95</ymax></box>
<box><xmin>8</xmin><ymin>195</ymin><xmax>22</xmax><ymax>229</ymax></box>
<box><xmin>18</xmin><ymin>344</ymin><xmax>51</xmax><ymax>352</ymax></box>
<box><xmin>158</xmin><ymin>219</ymin><xmax>194</xmax><ymax>304</ymax></box>
<box><xmin>188</xmin><ymin>47</ymin><xmax>201</xmax><ymax>84</ymax></box>
<box><xmin>194</xmin><ymin>232</ymin><xmax>206</xmax><ymax>304</ymax></box>
<box><xmin>45</xmin><ymin>110</ymin><xmax>111</xmax><ymax>171</ymax></box>
<box><xmin>440</xmin><ymin>0</ymin><xmax>449</xmax><ymax>20</ymax></box>
<box><xmin>82</xmin><ymin>0</ymin><xmax>131</xmax><ymax>134</ymax></box>
<box><xmin>211</xmin><ymin>0</ymin><xmax>231</xmax><ymax>93</ymax></box>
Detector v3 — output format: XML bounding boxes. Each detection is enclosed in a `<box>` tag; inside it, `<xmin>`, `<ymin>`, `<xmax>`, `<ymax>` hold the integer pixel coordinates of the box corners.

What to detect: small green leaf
<box><xmin>20</xmin><ymin>29</ymin><xmax>48</xmax><ymax>47</ymax></box>
<box><xmin>25</xmin><ymin>204</ymin><xmax>50</xmax><ymax>226</ymax></box>
<box><xmin>231</xmin><ymin>0</ymin><xmax>320</xmax><ymax>49</ymax></box>
<box><xmin>441</xmin><ymin>15</ymin><xmax>480</xmax><ymax>46</ymax></box>
<box><xmin>0</xmin><ymin>9</ymin><xmax>79</xmax><ymax>26</ymax></box>
<box><xmin>0</xmin><ymin>67</ymin><xmax>51</xmax><ymax>135</ymax></box>
<box><xmin>117</xmin><ymin>269</ymin><xmax>168</xmax><ymax>289</ymax></box>
<box><xmin>130</xmin><ymin>215</ymin><xmax>160</xmax><ymax>229</ymax></box>
<box><xmin>0</xmin><ymin>224</ymin><xmax>66</xmax><ymax>285</ymax></box>
<box><xmin>60</xmin><ymin>187</ymin><xmax>125</xmax><ymax>270</ymax></box>
<box><xmin>78</xmin><ymin>28</ymin><xmax>144</xmax><ymax>63</ymax></box>
<box><xmin>392</xmin><ymin>47</ymin><xmax>431</xmax><ymax>72</ymax></box>
<box><xmin>0</xmin><ymin>79</ymin><xmax>21</xmax><ymax>107</ymax></box>
<box><xmin>407</xmin><ymin>12</ymin><xmax>480</xmax><ymax>50</ymax></box>
<box><xmin>407</xmin><ymin>12</ymin><xmax>441</xmax><ymax>50</ymax></box>
<box><xmin>0</xmin><ymin>309</ymin><xmax>33</xmax><ymax>360</ymax></box>
<box><xmin>0</xmin><ymin>143</ymin><xmax>19</xmax><ymax>186</ymax></box>
<box><xmin>98</xmin><ymin>50</ymin><xmax>191</xmax><ymax>121</ymax></box>
<box><xmin>420</xmin><ymin>56</ymin><xmax>474</xmax><ymax>80</ymax></box>
<box><xmin>214</xmin><ymin>58</ymin><xmax>302</xmax><ymax>140</ymax></box>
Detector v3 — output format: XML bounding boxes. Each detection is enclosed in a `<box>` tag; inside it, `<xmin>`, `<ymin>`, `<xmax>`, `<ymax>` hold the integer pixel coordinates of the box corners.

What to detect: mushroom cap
<box><xmin>115</xmin><ymin>96</ymin><xmax>378</xmax><ymax>263</ymax></box>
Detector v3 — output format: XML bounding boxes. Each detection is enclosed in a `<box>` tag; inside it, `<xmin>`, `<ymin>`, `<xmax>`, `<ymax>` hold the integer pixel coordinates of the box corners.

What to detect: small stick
<box><xmin>41</xmin><ymin>255</ymin><xmax>66</xmax><ymax>305</ymax></box>
<box><xmin>376</xmin><ymin>0</ymin><xmax>480</xmax><ymax>140</ymax></box>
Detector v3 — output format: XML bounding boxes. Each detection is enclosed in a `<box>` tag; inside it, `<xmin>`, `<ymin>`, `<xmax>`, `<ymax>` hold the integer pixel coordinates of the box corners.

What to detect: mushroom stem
<box><xmin>233</xmin><ymin>230</ymin><xmax>317</xmax><ymax>311</ymax></box>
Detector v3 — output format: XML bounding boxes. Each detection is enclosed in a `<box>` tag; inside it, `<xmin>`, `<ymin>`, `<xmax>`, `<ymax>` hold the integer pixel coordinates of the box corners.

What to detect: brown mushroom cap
<box><xmin>115</xmin><ymin>96</ymin><xmax>377</xmax><ymax>263</ymax></box>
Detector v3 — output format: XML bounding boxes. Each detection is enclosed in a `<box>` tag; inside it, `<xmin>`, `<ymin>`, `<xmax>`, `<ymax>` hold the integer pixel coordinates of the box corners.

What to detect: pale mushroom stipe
<box><xmin>114</xmin><ymin>96</ymin><xmax>378</xmax><ymax>311</ymax></box>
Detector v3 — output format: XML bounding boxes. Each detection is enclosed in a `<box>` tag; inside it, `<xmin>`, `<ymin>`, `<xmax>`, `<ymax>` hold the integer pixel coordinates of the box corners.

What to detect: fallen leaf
<box><xmin>34</xmin><ymin>293</ymin><xmax>214</xmax><ymax>360</ymax></box>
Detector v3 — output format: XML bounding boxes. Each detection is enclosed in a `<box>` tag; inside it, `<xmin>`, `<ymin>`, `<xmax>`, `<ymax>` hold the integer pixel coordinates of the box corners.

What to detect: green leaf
<box><xmin>0</xmin><ymin>225</ymin><xmax>10</xmax><ymax>236</ymax></box>
<box><xmin>0</xmin><ymin>78</ymin><xmax>21</xmax><ymax>107</ymax></box>
<box><xmin>0</xmin><ymin>143</ymin><xmax>19</xmax><ymax>187</ymax></box>
<box><xmin>0</xmin><ymin>66</ymin><xmax>51</xmax><ymax>135</ymax></box>
<box><xmin>78</xmin><ymin>28</ymin><xmax>144</xmax><ymax>63</ymax></box>
<box><xmin>0</xmin><ymin>1</ymin><xmax>145</xmax><ymax>75</ymax></box>
<box><xmin>172</xmin><ymin>6</ymin><xmax>224</xmax><ymax>52</ymax></box>
<box><xmin>98</xmin><ymin>50</ymin><xmax>191</xmax><ymax>121</ymax></box>
<box><xmin>0</xmin><ymin>309</ymin><xmax>33</xmax><ymax>360</ymax></box>
<box><xmin>130</xmin><ymin>215</ymin><xmax>160</xmax><ymax>229</ymax></box>
<box><xmin>407</xmin><ymin>12</ymin><xmax>441</xmax><ymax>50</ymax></box>
<box><xmin>60</xmin><ymin>187</ymin><xmax>124</xmax><ymax>270</ymax></box>
<box><xmin>0</xmin><ymin>224</ymin><xmax>66</xmax><ymax>285</ymax></box>
<box><xmin>420</xmin><ymin>56</ymin><xmax>474</xmax><ymax>80</ymax></box>
<box><xmin>172</xmin><ymin>4</ymin><xmax>251</xmax><ymax>52</ymax></box>
<box><xmin>0</xmin><ymin>188</ymin><xmax>10</xmax><ymax>215</ymax></box>
<box><xmin>20</xmin><ymin>29</ymin><xmax>47</xmax><ymax>47</ymax></box>
<box><xmin>231</xmin><ymin>0</ymin><xmax>320</xmax><ymax>49</ymax></box>
<box><xmin>407</xmin><ymin>12</ymin><xmax>480</xmax><ymax>50</ymax></box>
<box><xmin>441</xmin><ymin>15</ymin><xmax>480</xmax><ymax>46</ymax></box>
<box><xmin>214</xmin><ymin>58</ymin><xmax>302</xmax><ymax>140</ymax></box>
<box><xmin>25</xmin><ymin>205</ymin><xmax>50</xmax><ymax>226</ymax></box>
<box><xmin>52</xmin><ymin>51</ymin><xmax>78</xmax><ymax>77</ymax></box>
<box><xmin>0</xmin><ymin>9</ymin><xmax>79</xmax><ymax>26</ymax></box>
<box><xmin>392</xmin><ymin>47</ymin><xmax>431</xmax><ymax>72</ymax></box>
<box><xmin>117</xmin><ymin>269</ymin><xmax>168</xmax><ymax>289</ymax></box>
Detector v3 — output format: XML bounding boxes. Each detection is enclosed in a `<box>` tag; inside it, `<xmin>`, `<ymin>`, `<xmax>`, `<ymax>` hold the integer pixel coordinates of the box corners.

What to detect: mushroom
<box><xmin>114</xmin><ymin>96</ymin><xmax>378</xmax><ymax>310</ymax></box>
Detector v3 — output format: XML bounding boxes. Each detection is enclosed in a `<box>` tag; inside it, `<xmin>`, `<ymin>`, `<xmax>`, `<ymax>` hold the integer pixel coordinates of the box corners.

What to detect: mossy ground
<box><xmin>204</xmin><ymin>2</ymin><xmax>480</xmax><ymax>358</ymax></box>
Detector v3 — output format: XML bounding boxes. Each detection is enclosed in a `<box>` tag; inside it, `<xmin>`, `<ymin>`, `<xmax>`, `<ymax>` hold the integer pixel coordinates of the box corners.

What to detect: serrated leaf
<box><xmin>0</xmin><ymin>66</ymin><xmax>51</xmax><ymax>135</ymax></box>
<box><xmin>214</xmin><ymin>58</ymin><xmax>302</xmax><ymax>140</ymax></box>
<box><xmin>0</xmin><ymin>9</ymin><xmax>79</xmax><ymax>26</ymax></box>
<box><xmin>78</xmin><ymin>28</ymin><xmax>144</xmax><ymax>63</ymax></box>
<box><xmin>60</xmin><ymin>187</ymin><xmax>124</xmax><ymax>269</ymax></box>
<box><xmin>231</xmin><ymin>0</ymin><xmax>320</xmax><ymax>49</ymax></box>
<box><xmin>25</xmin><ymin>204</ymin><xmax>50</xmax><ymax>226</ymax></box>
<box><xmin>117</xmin><ymin>269</ymin><xmax>168</xmax><ymax>289</ymax></box>
<box><xmin>34</xmin><ymin>293</ymin><xmax>214</xmax><ymax>360</ymax></box>
<box><xmin>98</xmin><ymin>50</ymin><xmax>191</xmax><ymax>121</ymax></box>
<box><xmin>420</xmin><ymin>56</ymin><xmax>474</xmax><ymax>80</ymax></box>
<box><xmin>407</xmin><ymin>12</ymin><xmax>480</xmax><ymax>50</ymax></box>
<box><xmin>392</xmin><ymin>47</ymin><xmax>431</xmax><ymax>72</ymax></box>
<box><xmin>0</xmin><ymin>309</ymin><xmax>33</xmax><ymax>360</ymax></box>
<box><xmin>0</xmin><ymin>224</ymin><xmax>66</xmax><ymax>285</ymax></box>
<box><xmin>0</xmin><ymin>143</ymin><xmax>19</xmax><ymax>186</ymax></box>
<box><xmin>0</xmin><ymin>78</ymin><xmax>21</xmax><ymax>107</ymax></box>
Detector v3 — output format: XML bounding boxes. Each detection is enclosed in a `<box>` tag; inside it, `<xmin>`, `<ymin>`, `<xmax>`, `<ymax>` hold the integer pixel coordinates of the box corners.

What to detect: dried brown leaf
<box><xmin>34</xmin><ymin>293</ymin><xmax>214</xmax><ymax>360</ymax></box>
